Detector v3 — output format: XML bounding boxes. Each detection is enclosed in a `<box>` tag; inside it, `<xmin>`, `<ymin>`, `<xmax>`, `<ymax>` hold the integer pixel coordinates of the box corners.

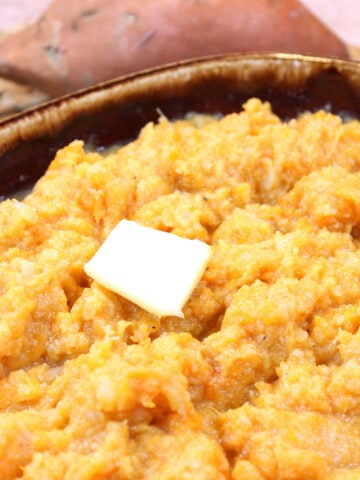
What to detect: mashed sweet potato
<box><xmin>1</xmin><ymin>98</ymin><xmax>360</xmax><ymax>479</ymax></box>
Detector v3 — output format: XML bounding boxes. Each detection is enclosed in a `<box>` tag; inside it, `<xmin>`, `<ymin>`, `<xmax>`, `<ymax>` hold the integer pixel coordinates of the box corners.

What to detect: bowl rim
<box><xmin>0</xmin><ymin>51</ymin><xmax>360</xmax><ymax>154</ymax></box>
<box><xmin>2</xmin><ymin>51</ymin><xmax>360</xmax><ymax>200</ymax></box>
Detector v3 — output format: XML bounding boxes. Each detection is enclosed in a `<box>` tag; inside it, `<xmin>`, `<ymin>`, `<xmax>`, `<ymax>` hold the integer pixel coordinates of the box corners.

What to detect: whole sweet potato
<box><xmin>0</xmin><ymin>0</ymin><xmax>348</xmax><ymax>96</ymax></box>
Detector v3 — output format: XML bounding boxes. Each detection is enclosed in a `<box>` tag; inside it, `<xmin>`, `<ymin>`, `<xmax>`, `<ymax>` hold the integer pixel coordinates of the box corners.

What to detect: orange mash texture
<box><xmin>1</xmin><ymin>99</ymin><xmax>360</xmax><ymax>478</ymax></box>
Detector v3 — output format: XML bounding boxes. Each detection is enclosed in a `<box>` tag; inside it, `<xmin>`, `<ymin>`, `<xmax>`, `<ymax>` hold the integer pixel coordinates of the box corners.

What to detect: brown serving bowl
<box><xmin>1</xmin><ymin>52</ymin><xmax>360</xmax><ymax>200</ymax></box>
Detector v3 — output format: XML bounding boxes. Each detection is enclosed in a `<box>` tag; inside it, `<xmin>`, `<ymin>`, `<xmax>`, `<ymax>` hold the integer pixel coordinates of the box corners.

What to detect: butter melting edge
<box><xmin>84</xmin><ymin>219</ymin><xmax>212</xmax><ymax>318</ymax></box>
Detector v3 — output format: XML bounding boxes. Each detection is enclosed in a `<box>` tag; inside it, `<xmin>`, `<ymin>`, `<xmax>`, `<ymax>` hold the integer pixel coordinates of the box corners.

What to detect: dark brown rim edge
<box><xmin>0</xmin><ymin>52</ymin><xmax>359</xmax><ymax>156</ymax></box>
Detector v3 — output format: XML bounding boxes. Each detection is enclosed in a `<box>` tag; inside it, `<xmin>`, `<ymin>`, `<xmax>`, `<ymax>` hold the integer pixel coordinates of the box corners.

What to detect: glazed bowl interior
<box><xmin>1</xmin><ymin>52</ymin><xmax>360</xmax><ymax>200</ymax></box>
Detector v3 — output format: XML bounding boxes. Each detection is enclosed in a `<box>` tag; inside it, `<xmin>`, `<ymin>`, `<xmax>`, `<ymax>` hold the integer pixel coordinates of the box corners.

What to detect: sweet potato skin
<box><xmin>0</xmin><ymin>0</ymin><xmax>349</xmax><ymax>96</ymax></box>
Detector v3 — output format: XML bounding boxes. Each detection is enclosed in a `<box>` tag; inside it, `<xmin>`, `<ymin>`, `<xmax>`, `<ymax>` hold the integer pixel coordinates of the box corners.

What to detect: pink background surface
<box><xmin>0</xmin><ymin>1</ymin><xmax>51</xmax><ymax>33</ymax></box>
<box><xmin>301</xmin><ymin>0</ymin><xmax>360</xmax><ymax>48</ymax></box>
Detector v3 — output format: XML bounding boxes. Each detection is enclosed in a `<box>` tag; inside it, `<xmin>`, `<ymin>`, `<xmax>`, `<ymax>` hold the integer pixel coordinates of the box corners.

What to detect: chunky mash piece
<box><xmin>2</xmin><ymin>99</ymin><xmax>360</xmax><ymax>479</ymax></box>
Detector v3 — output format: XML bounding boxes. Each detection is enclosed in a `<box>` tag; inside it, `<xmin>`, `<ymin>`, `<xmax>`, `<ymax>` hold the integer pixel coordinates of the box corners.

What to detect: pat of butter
<box><xmin>84</xmin><ymin>219</ymin><xmax>211</xmax><ymax>318</ymax></box>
